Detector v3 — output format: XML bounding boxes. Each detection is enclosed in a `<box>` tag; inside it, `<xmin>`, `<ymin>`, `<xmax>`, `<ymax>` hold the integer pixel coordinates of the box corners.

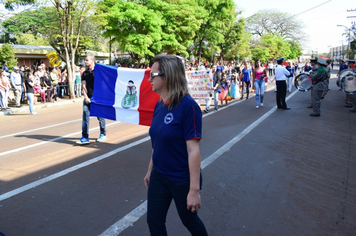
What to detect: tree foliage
<box><xmin>193</xmin><ymin>0</ymin><xmax>236</xmax><ymax>62</ymax></box>
<box><xmin>99</xmin><ymin>0</ymin><xmax>164</xmax><ymax>61</ymax></box>
<box><xmin>0</xmin><ymin>43</ymin><xmax>18</xmax><ymax>70</ymax></box>
<box><xmin>219</xmin><ymin>18</ymin><xmax>251</xmax><ymax>61</ymax></box>
<box><xmin>14</xmin><ymin>31</ymin><xmax>50</xmax><ymax>46</ymax></box>
<box><xmin>98</xmin><ymin>0</ymin><xmax>206</xmax><ymax>60</ymax></box>
<box><xmin>286</xmin><ymin>40</ymin><xmax>303</xmax><ymax>59</ymax></box>
<box><xmin>2</xmin><ymin>7</ymin><xmax>54</xmax><ymax>35</ymax></box>
<box><xmin>3</xmin><ymin>0</ymin><xmax>35</xmax><ymax>11</ymax></box>
<box><xmin>246</xmin><ymin>9</ymin><xmax>305</xmax><ymax>43</ymax></box>
<box><xmin>250</xmin><ymin>34</ymin><xmax>291</xmax><ymax>62</ymax></box>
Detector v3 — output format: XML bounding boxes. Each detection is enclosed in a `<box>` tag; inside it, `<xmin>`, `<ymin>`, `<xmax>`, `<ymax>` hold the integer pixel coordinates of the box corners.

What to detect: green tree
<box><xmin>251</xmin><ymin>34</ymin><xmax>290</xmax><ymax>62</ymax></box>
<box><xmin>286</xmin><ymin>40</ymin><xmax>302</xmax><ymax>60</ymax></box>
<box><xmin>0</xmin><ymin>43</ymin><xmax>18</xmax><ymax>71</ymax></box>
<box><xmin>4</xmin><ymin>1</ymin><xmax>96</xmax><ymax>99</ymax></box>
<box><xmin>1</xmin><ymin>7</ymin><xmax>55</xmax><ymax>36</ymax></box>
<box><xmin>51</xmin><ymin>0</ymin><xmax>94</xmax><ymax>99</ymax></box>
<box><xmin>14</xmin><ymin>31</ymin><xmax>50</xmax><ymax>46</ymax></box>
<box><xmin>193</xmin><ymin>0</ymin><xmax>236</xmax><ymax>63</ymax></box>
<box><xmin>3</xmin><ymin>0</ymin><xmax>35</xmax><ymax>10</ymax></box>
<box><xmin>219</xmin><ymin>18</ymin><xmax>251</xmax><ymax>61</ymax></box>
<box><xmin>98</xmin><ymin>0</ymin><xmax>205</xmax><ymax>61</ymax></box>
<box><xmin>99</xmin><ymin>0</ymin><xmax>164</xmax><ymax>62</ymax></box>
<box><xmin>148</xmin><ymin>0</ymin><xmax>206</xmax><ymax>57</ymax></box>
<box><xmin>246</xmin><ymin>9</ymin><xmax>305</xmax><ymax>43</ymax></box>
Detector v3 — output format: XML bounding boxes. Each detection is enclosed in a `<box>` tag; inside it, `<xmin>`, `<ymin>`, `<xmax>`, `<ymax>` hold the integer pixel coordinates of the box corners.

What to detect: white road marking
<box><xmin>0</xmin><ymin>119</ymin><xmax>82</xmax><ymax>139</ymax></box>
<box><xmin>0</xmin><ymin>89</ymin><xmax>298</xmax><ymax>234</ymax></box>
<box><xmin>98</xmin><ymin>90</ymin><xmax>298</xmax><ymax>236</ymax></box>
<box><xmin>0</xmin><ymin>122</ymin><xmax>120</xmax><ymax>157</ymax></box>
<box><xmin>0</xmin><ymin>136</ymin><xmax>151</xmax><ymax>202</ymax></box>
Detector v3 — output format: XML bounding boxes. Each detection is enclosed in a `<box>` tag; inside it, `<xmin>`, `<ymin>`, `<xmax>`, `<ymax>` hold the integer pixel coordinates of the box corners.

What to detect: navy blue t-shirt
<box><xmin>149</xmin><ymin>95</ymin><xmax>202</xmax><ymax>182</ymax></box>
<box><xmin>216</xmin><ymin>65</ymin><xmax>223</xmax><ymax>73</ymax></box>
<box><xmin>339</xmin><ymin>64</ymin><xmax>348</xmax><ymax>72</ymax></box>
<box><xmin>286</xmin><ymin>66</ymin><xmax>295</xmax><ymax>77</ymax></box>
<box><xmin>304</xmin><ymin>66</ymin><xmax>312</xmax><ymax>72</ymax></box>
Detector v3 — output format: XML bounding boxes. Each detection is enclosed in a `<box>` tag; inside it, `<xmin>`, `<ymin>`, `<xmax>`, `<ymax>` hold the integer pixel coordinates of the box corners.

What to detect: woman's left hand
<box><xmin>187</xmin><ymin>190</ymin><xmax>201</xmax><ymax>212</ymax></box>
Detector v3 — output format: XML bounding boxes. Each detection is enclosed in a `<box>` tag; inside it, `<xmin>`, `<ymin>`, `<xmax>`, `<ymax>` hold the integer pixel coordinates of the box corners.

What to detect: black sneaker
<box><xmin>204</xmin><ymin>109</ymin><xmax>209</xmax><ymax>113</ymax></box>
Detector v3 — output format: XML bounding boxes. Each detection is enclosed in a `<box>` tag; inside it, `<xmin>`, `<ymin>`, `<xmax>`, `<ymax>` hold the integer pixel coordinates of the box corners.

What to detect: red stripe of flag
<box><xmin>138</xmin><ymin>69</ymin><xmax>161</xmax><ymax>126</ymax></box>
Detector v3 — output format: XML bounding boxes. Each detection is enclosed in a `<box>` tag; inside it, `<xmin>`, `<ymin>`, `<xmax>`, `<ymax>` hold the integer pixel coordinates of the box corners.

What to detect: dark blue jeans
<box><xmin>82</xmin><ymin>100</ymin><xmax>106</xmax><ymax>139</ymax></box>
<box><xmin>147</xmin><ymin>168</ymin><xmax>208</xmax><ymax>236</ymax></box>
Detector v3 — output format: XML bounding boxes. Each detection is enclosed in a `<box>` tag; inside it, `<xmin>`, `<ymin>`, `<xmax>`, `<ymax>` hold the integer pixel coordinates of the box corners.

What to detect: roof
<box><xmin>0</xmin><ymin>44</ymin><xmax>110</xmax><ymax>58</ymax></box>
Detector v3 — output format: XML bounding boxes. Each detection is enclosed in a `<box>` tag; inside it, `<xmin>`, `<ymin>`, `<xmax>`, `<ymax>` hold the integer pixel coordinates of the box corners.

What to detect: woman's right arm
<box><xmin>144</xmin><ymin>150</ymin><xmax>154</xmax><ymax>188</ymax></box>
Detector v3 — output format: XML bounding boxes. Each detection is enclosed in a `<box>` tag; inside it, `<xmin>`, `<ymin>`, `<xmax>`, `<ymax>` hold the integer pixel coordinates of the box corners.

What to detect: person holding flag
<box><xmin>143</xmin><ymin>54</ymin><xmax>208</xmax><ymax>236</ymax></box>
<box><xmin>76</xmin><ymin>55</ymin><xmax>107</xmax><ymax>145</ymax></box>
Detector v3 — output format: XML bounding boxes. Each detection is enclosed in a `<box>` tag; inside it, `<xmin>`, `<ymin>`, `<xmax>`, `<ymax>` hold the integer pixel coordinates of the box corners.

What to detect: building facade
<box><xmin>0</xmin><ymin>44</ymin><xmax>111</xmax><ymax>68</ymax></box>
<box><xmin>329</xmin><ymin>44</ymin><xmax>350</xmax><ymax>61</ymax></box>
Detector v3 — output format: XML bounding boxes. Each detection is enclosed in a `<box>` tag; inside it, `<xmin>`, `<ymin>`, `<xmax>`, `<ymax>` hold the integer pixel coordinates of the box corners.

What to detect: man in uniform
<box><xmin>322</xmin><ymin>59</ymin><xmax>332</xmax><ymax>99</ymax></box>
<box><xmin>344</xmin><ymin>60</ymin><xmax>355</xmax><ymax>108</ymax></box>
<box><xmin>347</xmin><ymin>60</ymin><xmax>356</xmax><ymax>112</ymax></box>
<box><xmin>309</xmin><ymin>58</ymin><xmax>327</xmax><ymax>117</ymax></box>
<box><xmin>76</xmin><ymin>54</ymin><xmax>107</xmax><ymax>145</ymax></box>
<box><xmin>274</xmin><ymin>58</ymin><xmax>291</xmax><ymax>110</ymax></box>
<box><xmin>307</xmin><ymin>58</ymin><xmax>318</xmax><ymax>108</ymax></box>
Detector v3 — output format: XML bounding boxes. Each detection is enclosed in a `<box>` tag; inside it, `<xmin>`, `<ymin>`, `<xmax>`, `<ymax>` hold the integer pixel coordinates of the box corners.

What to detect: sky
<box><xmin>235</xmin><ymin>0</ymin><xmax>355</xmax><ymax>54</ymax></box>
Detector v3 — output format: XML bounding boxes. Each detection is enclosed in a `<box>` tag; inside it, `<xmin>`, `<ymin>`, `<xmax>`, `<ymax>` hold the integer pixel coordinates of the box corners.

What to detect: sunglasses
<box><xmin>150</xmin><ymin>71</ymin><xmax>165</xmax><ymax>79</ymax></box>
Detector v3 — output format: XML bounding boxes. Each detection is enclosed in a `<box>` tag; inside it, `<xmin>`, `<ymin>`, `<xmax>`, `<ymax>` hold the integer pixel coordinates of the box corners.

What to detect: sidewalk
<box><xmin>0</xmin><ymin>96</ymin><xmax>83</xmax><ymax>116</ymax></box>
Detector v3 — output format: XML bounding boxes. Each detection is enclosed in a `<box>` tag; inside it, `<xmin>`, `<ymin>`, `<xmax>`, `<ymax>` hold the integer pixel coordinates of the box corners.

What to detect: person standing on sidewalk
<box><xmin>76</xmin><ymin>54</ymin><xmax>107</xmax><ymax>145</ymax></box>
<box><xmin>143</xmin><ymin>54</ymin><xmax>208</xmax><ymax>236</ymax></box>
<box><xmin>2</xmin><ymin>61</ymin><xmax>9</xmax><ymax>73</ymax></box>
<box><xmin>10</xmin><ymin>66</ymin><xmax>23</xmax><ymax>107</ymax></box>
<box><xmin>275</xmin><ymin>58</ymin><xmax>291</xmax><ymax>110</ymax></box>
<box><xmin>0</xmin><ymin>69</ymin><xmax>11</xmax><ymax>110</ymax></box>
<box><xmin>24</xmin><ymin>72</ymin><xmax>37</xmax><ymax>115</ymax></box>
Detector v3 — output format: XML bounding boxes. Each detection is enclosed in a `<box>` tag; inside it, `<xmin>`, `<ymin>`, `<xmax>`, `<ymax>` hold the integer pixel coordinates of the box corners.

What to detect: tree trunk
<box><xmin>67</xmin><ymin>53</ymin><xmax>76</xmax><ymax>99</ymax></box>
<box><xmin>198</xmin><ymin>39</ymin><xmax>203</xmax><ymax>64</ymax></box>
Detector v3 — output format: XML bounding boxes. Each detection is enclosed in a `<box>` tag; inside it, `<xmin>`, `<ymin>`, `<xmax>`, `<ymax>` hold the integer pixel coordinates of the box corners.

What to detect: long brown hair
<box><xmin>153</xmin><ymin>54</ymin><xmax>189</xmax><ymax>110</ymax></box>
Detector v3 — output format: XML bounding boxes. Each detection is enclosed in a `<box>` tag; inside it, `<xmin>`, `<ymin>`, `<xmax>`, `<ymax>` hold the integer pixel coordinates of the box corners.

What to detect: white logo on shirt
<box><xmin>164</xmin><ymin>113</ymin><xmax>174</xmax><ymax>124</ymax></box>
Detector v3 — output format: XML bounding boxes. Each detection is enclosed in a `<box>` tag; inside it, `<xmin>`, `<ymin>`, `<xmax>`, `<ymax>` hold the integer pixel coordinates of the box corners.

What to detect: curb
<box><xmin>0</xmin><ymin>98</ymin><xmax>83</xmax><ymax>116</ymax></box>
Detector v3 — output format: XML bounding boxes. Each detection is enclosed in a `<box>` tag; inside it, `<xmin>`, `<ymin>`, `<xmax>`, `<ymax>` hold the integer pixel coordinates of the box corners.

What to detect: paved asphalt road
<box><xmin>0</xmin><ymin>70</ymin><xmax>355</xmax><ymax>236</ymax></box>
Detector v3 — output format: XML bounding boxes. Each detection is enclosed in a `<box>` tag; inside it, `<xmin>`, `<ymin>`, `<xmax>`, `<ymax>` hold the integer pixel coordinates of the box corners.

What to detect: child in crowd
<box><xmin>219</xmin><ymin>73</ymin><xmax>229</xmax><ymax>105</ymax></box>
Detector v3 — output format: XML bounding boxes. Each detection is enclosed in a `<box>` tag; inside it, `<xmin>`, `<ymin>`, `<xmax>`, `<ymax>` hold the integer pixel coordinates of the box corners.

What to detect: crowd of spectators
<box><xmin>0</xmin><ymin>60</ymin><xmax>85</xmax><ymax>113</ymax></box>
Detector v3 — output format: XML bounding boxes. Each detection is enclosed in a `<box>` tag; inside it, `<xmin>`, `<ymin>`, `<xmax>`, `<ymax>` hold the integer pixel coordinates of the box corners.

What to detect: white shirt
<box><xmin>274</xmin><ymin>65</ymin><xmax>290</xmax><ymax>81</ymax></box>
<box><xmin>268</xmin><ymin>63</ymin><xmax>274</xmax><ymax>69</ymax></box>
<box><xmin>10</xmin><ymin>71</ymin><xmax>22</xmax><ymax>87</ymax></box>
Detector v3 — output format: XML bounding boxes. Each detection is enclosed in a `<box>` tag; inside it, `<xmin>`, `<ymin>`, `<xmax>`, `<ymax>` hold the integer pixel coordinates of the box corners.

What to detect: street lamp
<box><xmin>337</xmin><ymin>24</ymin><xmax>351</xmax><ymax>60</ymax></box>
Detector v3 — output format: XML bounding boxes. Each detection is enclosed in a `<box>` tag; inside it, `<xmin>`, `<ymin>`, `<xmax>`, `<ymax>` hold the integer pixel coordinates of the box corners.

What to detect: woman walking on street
<box><xmin>253</xmin><ymin>60</ymin><xmax>267</xmax><ymax>108</ymax></box>
<box><xmin>239</xmin><ymin>62</ymin><xmax>252</xmax><ymax>100</ymax></box>
<box><xmin>144</xmin><ymin>54</ymin><xmax>208</xmax><ymax>236</ymax></box>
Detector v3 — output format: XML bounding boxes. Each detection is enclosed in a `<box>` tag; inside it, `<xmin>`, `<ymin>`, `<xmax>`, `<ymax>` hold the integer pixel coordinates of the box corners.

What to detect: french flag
<box><xmin>90</xmin><ymin>64</ymin><xmax>160</xmax><ymax>126</ymax></box>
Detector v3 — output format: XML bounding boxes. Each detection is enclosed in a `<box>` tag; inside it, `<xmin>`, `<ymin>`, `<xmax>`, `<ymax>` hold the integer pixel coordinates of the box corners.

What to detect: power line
<box><xmin>288</xmin><ymin>0</ymin><xmax>332</xmax><ymax>19</ymax></box>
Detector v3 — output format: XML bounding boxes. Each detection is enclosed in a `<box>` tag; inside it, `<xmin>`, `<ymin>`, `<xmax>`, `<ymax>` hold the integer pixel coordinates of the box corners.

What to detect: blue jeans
<box><xmin>287</xmin><ymin>76</ymin><xmax>293</xmax><ymax>92</ymax></box>
<box><xmin>26</xmin><ymin>93</ymin><xmax>34</xmax><ymax>114</ymax></box>
<box><xmin>82</xmin><ymin>100</ymin><xmax>106</xmax><ymax>139</ymax></box>
<box><xmin>254</xmin><ymin>79</ymin><xmax>265</xmax><ymax>106</ymax></box>
<box><xmin>213</xmin><ymin>90</ymin><xmax>220</xmax><ymax>110</ymax></box>
<box><xmin>147</xmin><ymin>168</ymin><xmax>208</xmax><ymax>236</ymax></box>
